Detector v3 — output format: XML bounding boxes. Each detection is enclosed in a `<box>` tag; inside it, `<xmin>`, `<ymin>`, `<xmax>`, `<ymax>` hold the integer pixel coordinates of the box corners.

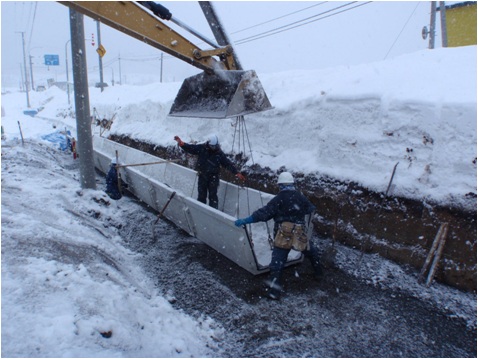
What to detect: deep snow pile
<box><xmin>83</xmin><ymin>46</ymin><xmax>475</xmax><ymax>210</ymax></box>
<box><xmin>4</xmin><ymin>47</ymin><xmax>476</xmax><ymax>212</ymax></box>
<box><xmin>1</xmin><ymin>141</ymin><xmax>221</xmax><ymax>357</ymax></box>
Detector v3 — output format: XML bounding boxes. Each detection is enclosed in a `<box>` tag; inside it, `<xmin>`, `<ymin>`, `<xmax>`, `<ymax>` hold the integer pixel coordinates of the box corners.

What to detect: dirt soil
<box><xmin>115</xmin><ymin>193</ymin><xmax>476</xmax><ymax>358</ymax></box>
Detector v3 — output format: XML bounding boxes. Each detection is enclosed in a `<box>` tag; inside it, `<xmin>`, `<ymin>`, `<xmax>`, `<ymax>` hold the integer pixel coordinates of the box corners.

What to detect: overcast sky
<box><xmin>1</xmin><ymin>1</ymin><xmax>441</xmax><ymax>88</ymax></box>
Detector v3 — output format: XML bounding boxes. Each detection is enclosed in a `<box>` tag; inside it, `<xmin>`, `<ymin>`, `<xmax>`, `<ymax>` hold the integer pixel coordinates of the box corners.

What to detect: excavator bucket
<box><xmin>169</xmin><ymin>70</ymin><xmax>272</xmax><ymax>119</ymax></box>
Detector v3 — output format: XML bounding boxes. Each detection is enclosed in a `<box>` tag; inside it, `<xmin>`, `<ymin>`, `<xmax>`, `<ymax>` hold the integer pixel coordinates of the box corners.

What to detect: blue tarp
<box><xmin>23</xmin><ymin>109</ymin><xmax>38</xmax><ymax>117</ymax></box>
<box><xmin>41</xmin><ymin>131</ymin><xmax>71</xmax><ymax>151</ymax></box>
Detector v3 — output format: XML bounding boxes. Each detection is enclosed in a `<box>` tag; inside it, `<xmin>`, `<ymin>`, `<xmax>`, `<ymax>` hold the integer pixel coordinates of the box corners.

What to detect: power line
<box><xmin>383</xmin><ymin>2</ymin><xmax>421</xmax><ymax>60</ymax></box>
<box><xmin>89</xmin><ymin>54</ymin><xmax>172</xmax><ymax>71</ymax></box>
<box><xmin>235</xmin><ymin>2</ymin><xmax>371</xmax><ymax>45</ymax></box>
<box><xmin>120</xmin><ymin>56</ymin><xmax>163</xmax><ymax>62</ymax></box>
<box><xmin>230</xmin><ymin>2</ymin><xmax>328</xmax><ymax>36</ymax></box>
<box><xmin>235</xmin><ymin>2</ymin><xmax>357</xmax><ymax>44</ymax></box>
<box><xmin>27</xmin><ymin>2</ymin><xmax>38</xmax><ymax>50</ymax></box>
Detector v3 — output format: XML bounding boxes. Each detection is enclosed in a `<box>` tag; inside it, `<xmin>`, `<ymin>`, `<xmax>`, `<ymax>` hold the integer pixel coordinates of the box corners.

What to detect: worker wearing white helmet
<box><xmin>174</xmin><ymin>134</ymin><xmax>246</xmax><ymax>209</ymax></box>
<box><xmin>235</xmin><ymin>171</ymin><xmax>323</xmax><ymax>300</ymax></box>
<box><xmin>206</xmin><ymin>134</ymin><xmax>219</xmax><ymax>146</ymax></box>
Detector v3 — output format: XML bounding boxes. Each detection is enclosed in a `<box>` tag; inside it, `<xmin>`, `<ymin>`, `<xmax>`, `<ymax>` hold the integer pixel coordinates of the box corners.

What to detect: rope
<box><xmin>230</xmin><ymin>116</ymin><xmax>272</xmax><ymax>243</ymax></box>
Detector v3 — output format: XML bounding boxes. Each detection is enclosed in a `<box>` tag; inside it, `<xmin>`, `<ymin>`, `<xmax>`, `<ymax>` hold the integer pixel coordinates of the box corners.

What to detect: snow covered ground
<box><xmin>1</xmin><ymin>46</ymin><xmax>476</xmax><ymax>356</ymax></box>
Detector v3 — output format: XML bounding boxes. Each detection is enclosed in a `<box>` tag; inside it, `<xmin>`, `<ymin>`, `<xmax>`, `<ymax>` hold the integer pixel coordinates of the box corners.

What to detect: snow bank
<box><xmin>2</xmin><ymin>47</ymin><xmax>476</xmax><ymax>210</ymax></box>
<box><xmin>82</xmin><ymin>46</ymin><xmax>476</xmax><ymax>210</ymax></box>
<box><xmin>1</xmin><ymin>142</ymin><xmax>220</xmax><ymax>357</ymax></box>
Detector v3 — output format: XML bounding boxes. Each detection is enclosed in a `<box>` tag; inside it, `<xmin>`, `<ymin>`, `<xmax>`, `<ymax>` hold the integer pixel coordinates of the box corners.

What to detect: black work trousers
<box><xmin>197</xmin><ymin>173</ymin><xmax>220</xmax><ymax>209</ymax></box>
<box><xmin>269</xmin><ymin>240</ymin><xmax>322</xmax><ymax>280</ymax></box>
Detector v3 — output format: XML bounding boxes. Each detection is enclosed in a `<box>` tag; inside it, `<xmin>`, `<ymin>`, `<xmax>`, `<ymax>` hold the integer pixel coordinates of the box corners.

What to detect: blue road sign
<box><xmin>44</xmin><ymin>54</ymin><xmax>59</xmax><ymax>66</ymax></box>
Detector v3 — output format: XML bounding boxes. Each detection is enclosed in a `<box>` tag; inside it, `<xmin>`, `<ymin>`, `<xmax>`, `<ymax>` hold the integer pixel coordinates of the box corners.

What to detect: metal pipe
<box><xmin>198</xmin><ymin>2</ymin><xmax>243</xmax><ymax>70</ymax></box>
<box><xmin>137</xmin><ymin>1</ymin><xmax>219</xmax><ymax>48</ymax></box>
<box><xmin>170</xmin><ymin>16</ymin><xmax>219</xmax><ymax>48</ymax></box>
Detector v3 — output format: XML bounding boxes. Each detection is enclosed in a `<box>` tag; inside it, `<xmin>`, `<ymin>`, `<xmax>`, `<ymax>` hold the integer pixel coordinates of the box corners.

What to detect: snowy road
<box><xmin>119</xmin><ymin>194</ymin><xmax>476</xmax><ymax>357</ymax></box>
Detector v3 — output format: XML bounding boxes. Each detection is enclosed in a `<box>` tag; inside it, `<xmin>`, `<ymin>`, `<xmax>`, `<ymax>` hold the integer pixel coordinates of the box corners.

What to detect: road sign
<box><xmin>96</xmin><ymin>44</ymin><xmax>106</xmax><ymax>58</ymax></box>
<box><xmin>44</xmin><ymin>54</ymin><xmax>59</xmax><ymax>66</ymax></box>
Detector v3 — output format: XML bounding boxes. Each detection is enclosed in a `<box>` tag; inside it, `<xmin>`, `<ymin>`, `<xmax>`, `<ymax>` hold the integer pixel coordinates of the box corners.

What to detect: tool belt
<box><xmin>274</xmin><ymin>221</ymin><xmax>308</xmax><ymax>251</ymax></box>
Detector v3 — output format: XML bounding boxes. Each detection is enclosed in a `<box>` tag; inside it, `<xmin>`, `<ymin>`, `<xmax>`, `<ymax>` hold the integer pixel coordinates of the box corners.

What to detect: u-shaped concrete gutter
<box><xmin>93</xmin><ymin>136</ymin><xmax>305</xmax><ymax>275</ymax></box>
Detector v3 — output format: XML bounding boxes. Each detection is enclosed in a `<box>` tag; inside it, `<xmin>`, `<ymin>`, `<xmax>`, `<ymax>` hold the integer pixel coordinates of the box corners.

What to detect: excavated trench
<box><xmin>110</xmin><ymin>134</ymin><xmax>477</xmax><ymax>293</ymax></box>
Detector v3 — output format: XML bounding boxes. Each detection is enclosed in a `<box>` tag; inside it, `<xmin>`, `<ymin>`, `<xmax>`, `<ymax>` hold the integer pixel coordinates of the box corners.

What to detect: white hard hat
<box><xmin>277</xmin><ymin>171</ymin><xmax>294</xmax><ymax>184</ymax></box>
<box><xmin>111</xmin><ymin>158</ymin><xmax>117</xmax><ymax>165</ymax></box>
<box><xmin>207</xmin><ymin>134</ymin><xmax>219</xmax><ymax>146</ymax></box>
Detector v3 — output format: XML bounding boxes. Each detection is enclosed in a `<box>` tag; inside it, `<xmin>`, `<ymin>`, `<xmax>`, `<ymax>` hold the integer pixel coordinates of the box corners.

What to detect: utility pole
<box><xmin>29</xmin><ymin>55</ymin><xmax>35</xmax><ymax>91</ymax></box>
<box><xmin>118</xmin><ymin>53</ymin><xmax>122</xmax><ymax>85</ymax></box>
<box><xmin>65</xmin><ymin>39</ymin><xmax>71</xmax><ymax>105</ymax></box>
<box><xmin>439</xmin><ymin>1</ymin><xmax>448</xmax><ymax>47</ymax></box>
<box><xmin>429</xmin><ymin>2</ymin><xmax>437</xmax><ymax>49</ymax></box>
<box><xmin>19</xmin><ymin>64</ymin><xmax>24</xmax><ymax>91</ymax></box>
<box><xmin>18</xmin><ymin>32</ymin><xmax>30</xmax><ymax>108</ymax></box>
<box><xmin>70</xmin><ymin>8</ymin><xmax>96</xmax><ymax>190</ymax></box>
<box><xmin>160</xmin><ymin>52</ymin><xmax>163</xmax><ymax>83</ymax></box>
<box><xmin>96</xmin><ymin>20</ymin><xmax>104</xmax><ymax>91</ymax></box>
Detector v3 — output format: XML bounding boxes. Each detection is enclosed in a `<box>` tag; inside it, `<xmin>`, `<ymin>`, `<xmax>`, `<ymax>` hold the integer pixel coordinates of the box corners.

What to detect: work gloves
<box><xmin>235</xmin><ymin>216</ymin><xmax>254</xmax><ymax>227</ymax></box>
<box><xmin>236</xmin><ymin>173</ymin><xmax>246</xmax><ymax>181</ymax></box>
<box><xmin>174</xmin><ymin>136</ymin><xmax>184</xmax><ymax>147</ymax></box>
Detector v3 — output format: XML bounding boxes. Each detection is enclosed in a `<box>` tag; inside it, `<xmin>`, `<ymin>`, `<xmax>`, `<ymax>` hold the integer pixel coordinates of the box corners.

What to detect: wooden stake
<box><xmin>17</xmin><ymin>121</ymin><xmax>24</xmax><ymax>146</ymax></box>
<box><xmin>357</xmin><ymin>163</ymin><xmax>399</xmax><ymax>268</ymax></box>
<box><xmin>418</xmin><ymin>223</ymin><xmax>445</xmax><ymax>284</ymax></box>
<box><xmin>154</xmin><ymin>191</ymin><xmax>176</xmax><ymax>225</ymax></box>
<box><xmin>385</xmin><ymin>162</ymin><xmax>399</xmax><ymax>197</ymax></box>
<box><xmin>152</xmin><ymin>191</ymin><xmax>177</xmax><ymax>241</ymax></box>
<box><xmin>426</xmin><ymin>223</ymin><xmax>449</xmax><ymax>287</ymax></box>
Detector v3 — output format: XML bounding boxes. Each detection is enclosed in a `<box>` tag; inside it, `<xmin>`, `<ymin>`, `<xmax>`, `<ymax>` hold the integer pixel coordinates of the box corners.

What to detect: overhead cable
<box><xmin>383</xmin><ymin>2</ymin><xmax>421</xmax><ymax>59</ymax></box>
<box><xmin>235</xmin><ymin>2</ymin><xmax>371</xmax><ymax>45</ymax></box>
<box><xmin>230</xmin><ymin>2</ymin><xmax>328</xmax><ymax>35</ymax></box>
<box><xmin>27</xmin><ymin>2</ymin><xmax>38</xmax><ymax>51</ymax></box>
<box><xmin>235</xmin><ymin>2</ymin><xmax>358</xmax><ymax>44</ymax></box>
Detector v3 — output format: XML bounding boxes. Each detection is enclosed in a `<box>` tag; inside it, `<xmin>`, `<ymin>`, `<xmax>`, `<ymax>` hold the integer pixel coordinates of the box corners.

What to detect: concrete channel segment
<box><xmin>93</xmin><ymin>136</ymin><xmax>304</xmax><ymax>274</ymax></box>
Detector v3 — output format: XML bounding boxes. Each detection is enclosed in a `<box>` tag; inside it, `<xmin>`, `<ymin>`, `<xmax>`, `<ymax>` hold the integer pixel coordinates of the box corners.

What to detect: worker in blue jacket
<box><xmin>235</xmin><ymin>171</ymin><xmax>323</xmax><ymax>300</ymax></box>
<box><xmin>174</xmin><ymin>134</ymin><xmax>246</xmax><ymax>209</ymax></box>
<box><xmin>105</xmin><ymin>158</ymin><xmax>123</xmax><ymax>200</ymax></box>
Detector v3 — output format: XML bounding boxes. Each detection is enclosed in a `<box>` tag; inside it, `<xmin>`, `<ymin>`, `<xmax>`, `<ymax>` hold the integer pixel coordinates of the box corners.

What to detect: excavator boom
<box><xmin>59</xmin><ymin>1</ymin><xmax>272</xmax><ymax>118</ymax></box>
<box><xmin>59</xmin><ymin>1</ymin><xmax>232</xmax><ymax>72</ymax></box>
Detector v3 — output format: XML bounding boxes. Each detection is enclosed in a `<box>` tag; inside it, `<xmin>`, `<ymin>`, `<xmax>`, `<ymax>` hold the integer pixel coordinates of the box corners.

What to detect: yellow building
<box><xmin>443</xmin><ymin>1</ymin><xmax>477</xmax><ymax>47</ymax></box>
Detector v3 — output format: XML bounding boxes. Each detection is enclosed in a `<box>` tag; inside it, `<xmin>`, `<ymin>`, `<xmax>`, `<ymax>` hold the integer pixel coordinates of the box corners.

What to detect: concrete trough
<box><xmin>93</xmin><ymin>136</ymin><xmax>304</xmax><ymax>275</ymax></box>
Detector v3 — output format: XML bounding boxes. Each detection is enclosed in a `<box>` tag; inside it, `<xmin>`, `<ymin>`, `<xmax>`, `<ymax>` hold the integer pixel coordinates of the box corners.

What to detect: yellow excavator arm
<box><xmin>59</xmin><ymin>1</ymin><xmax>272</xmax><ymax>119</ymax></box>
<box><xmin>59</xmin><ymin>1</ymin><xmax>237</xmax><ymax>72</ymax></box>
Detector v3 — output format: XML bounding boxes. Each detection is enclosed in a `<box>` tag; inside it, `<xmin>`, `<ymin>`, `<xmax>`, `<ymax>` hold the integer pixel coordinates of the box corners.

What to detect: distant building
<box><xmin>442</xmin><ymin>1</ymin><xmax>477</xmax><ymax>47</ymax></box>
